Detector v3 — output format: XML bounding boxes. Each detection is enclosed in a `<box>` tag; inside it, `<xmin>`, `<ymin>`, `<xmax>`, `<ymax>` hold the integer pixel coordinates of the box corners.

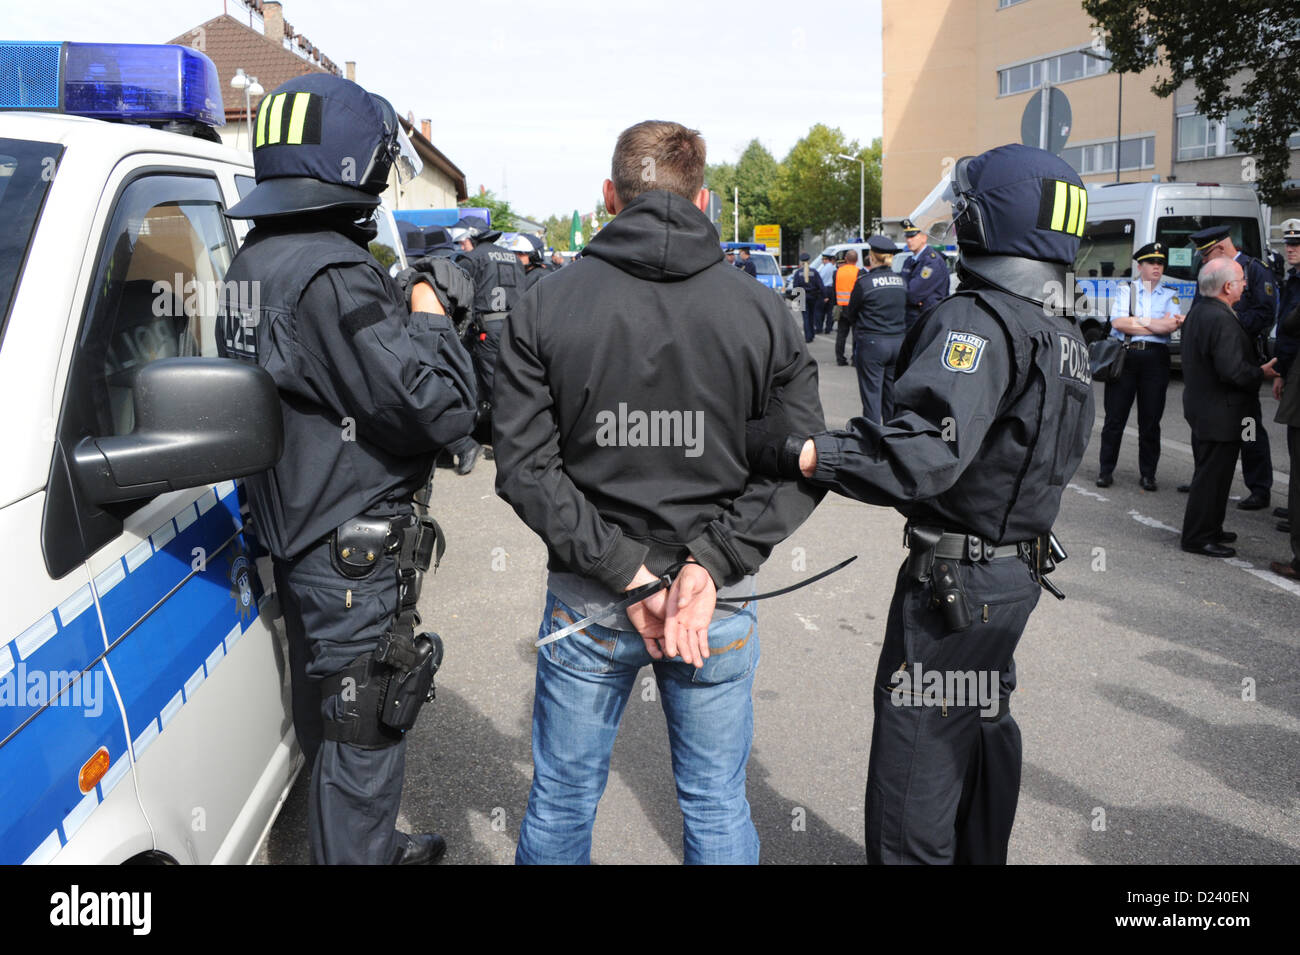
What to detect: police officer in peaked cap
<box><xmin>898</xmin><ymin>217</ymin><xmax>950</xmax><ymax>330</ymax></box>
<box><xmin>749</xmin><ymin>143</ymin><xmax>1094</xmax><ymax>863</ymax></box>
<box><xmin>847</xmin><ymin>235</ymin><xmax>908</xmax><ymax>423</ymax></box>
<box><xmin>218</xmin><ymin>73</ymin><xmax>478</xmax><ymax>864</ymax></box>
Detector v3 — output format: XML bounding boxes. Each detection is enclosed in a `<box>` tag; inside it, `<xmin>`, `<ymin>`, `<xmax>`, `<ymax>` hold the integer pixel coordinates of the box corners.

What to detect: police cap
<box><xmin>799</xmin><ymin>252</ymin><xmax>811</xmax><ymax>261</ymax></box>
<box><xmin>1281</xmin><ymin>218</ymin><xmax>1300</xmax><ymax>244</ymax></box>
<box><xmin>951</xmin><ymin>143</ymin><xmax>1086</xmax><ymax>265</ymax></box>
<box><xmin>1134</xmin><ymin>241</ymin><xmax>1167</xmax><ymax>263</ymax></box>
<box><xmin>226</xmin><ymin>73</ymin><xmax>415</xmax><ymax>219</ymax></box>
<box><xmin>1188</xmin><ymin>224</ymin><xmax>1232</xmax><ymax>251</ymax></box>
<box><xmin>868</xmin><ymin>235</ymin><xmax>899</xmax><ymax>254</ymax></box>
<box><xmin>901</xmin><ymin>218</ymin><xmax>922</xmax><ymax>236</ymax></box>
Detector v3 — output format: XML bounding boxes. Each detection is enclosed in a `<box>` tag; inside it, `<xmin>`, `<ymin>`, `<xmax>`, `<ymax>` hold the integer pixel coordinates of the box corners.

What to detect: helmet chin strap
<box><xmin>958</xmin><ymin>254</ymin><xmax>1071</xmax><ymax>310</ymax></box>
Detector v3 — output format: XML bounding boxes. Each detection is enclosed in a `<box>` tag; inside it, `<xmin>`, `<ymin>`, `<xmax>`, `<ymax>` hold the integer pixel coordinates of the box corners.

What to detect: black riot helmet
<box><xmin>948</xmin><ymin>143</ymin><xmax>1086</xmax><ymax>304</ymax></box>
<box><xmin>226</xmin><ymin>73</ymin><xmax>422</xmax><ymax>219</ymax></box>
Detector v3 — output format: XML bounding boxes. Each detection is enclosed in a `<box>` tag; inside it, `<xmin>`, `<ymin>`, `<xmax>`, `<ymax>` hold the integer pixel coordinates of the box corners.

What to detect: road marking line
<box><xmin>1066</xmin><ymin>482</ymin><xmax>1109</xmax><ymax>502</ymax></box>
<box><xmin>1127</xmin><ymin>509</ymin><xmax>1179</xmax><ymax>533</ymax></box>
<box><xmin>1226</xmin><ymin>557</ymin><xmax>1300</xmax><ymax>598</ymax></box>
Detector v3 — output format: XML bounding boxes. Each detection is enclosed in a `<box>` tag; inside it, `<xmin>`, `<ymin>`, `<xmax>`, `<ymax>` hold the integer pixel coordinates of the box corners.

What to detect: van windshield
<box><xmin>1155</xmin><ymin>216</ymin><xmax>1262</xmax><ymax>281</ymax></box>
<box><xmin>0</xmin><ymin>138</ymin><xmax>61</xmax><ymax>352</ymax></box>
<box><xmin>751</xmin><ymin>255</ymin><xmax>780</xmax><ymax>275</ymax></box>
<box><xmin>1075</xmin><ymin>219</ymin><xmax>1135</xmax><ymax>279</ymax></box>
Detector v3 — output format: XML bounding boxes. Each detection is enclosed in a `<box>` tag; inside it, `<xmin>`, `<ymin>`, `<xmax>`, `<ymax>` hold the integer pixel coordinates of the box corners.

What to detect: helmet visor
<box><xmin>906</xmin><ymin>166</ymin><xmax>961</xmax><ymax>245</ymax></box>
<box><xmin>393</xmin><ymin>126</ymin><xmax>423</xmax><ymax>184</ymax></box>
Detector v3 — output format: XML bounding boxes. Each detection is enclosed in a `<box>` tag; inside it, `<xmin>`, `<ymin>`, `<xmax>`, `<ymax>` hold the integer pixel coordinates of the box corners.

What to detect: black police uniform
<box><xmin>1189</xmin><ymin>228</ymin><xmax>1278</xmax><ymax>505</ymax></box>
<box><xmin>752</xmin><ymin>144</ymin><xmax>1094</xmax><ymax>864</ymax></box>
<box><xmin>790</xmin><ymin>256</ymin><xmax>825</xmax><ymax>343</ymax></box>
<box><xmin>456</xmin><ymin>223</ymin><xmax>525</xmax><ymax>419</ymax></box>
<box><xmin>847</xmin><ymin>256</ymin><xmax>908</xmax><ymax>423</ymax></box>
<box><xmin>218</xmin><ymin>74</ymin><xmax>477</xmax><ymax>864</ymax></box>
<box><xmin>741</xmin><ymin>254</ymin><xmax>758</xmax><ymax>277</ymax></box>
<box><xmin>899</xmin><ymin>235</ymin><xmax>950</xmax><ymax>329</ymax></box>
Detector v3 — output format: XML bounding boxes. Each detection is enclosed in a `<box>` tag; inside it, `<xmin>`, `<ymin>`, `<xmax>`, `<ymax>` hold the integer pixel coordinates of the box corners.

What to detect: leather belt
<box><xmin>904</xmin><ymin>525</ymin><xmax>1023</xmax><ymax>562</ymax></box>
<box><xmin>1124</xmin><ymin>340</ymin><xmax>1167</xmax><ymax>351</ymax></box>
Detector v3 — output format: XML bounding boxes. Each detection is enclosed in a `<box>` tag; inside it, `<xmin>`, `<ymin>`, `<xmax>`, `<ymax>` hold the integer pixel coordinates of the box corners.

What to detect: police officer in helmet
<box><xmin>218</xmin><ymin>73</ymin><xmax>478</xmax><ymax>864</ymax></box>
<box><xmin>749</xmin><ymin>144</ymin><xmax>1094</xmax><ymax>864</ymax></box>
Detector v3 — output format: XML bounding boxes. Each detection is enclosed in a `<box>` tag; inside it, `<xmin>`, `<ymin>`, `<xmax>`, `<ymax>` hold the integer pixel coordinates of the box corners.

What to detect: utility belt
<box><xmin>902</xmin><ymin>523</ymin><xmax>1068</xmax><ymax>632</ymax></box>
<box><xmin>1122</xmin><ymin>340</ymin><xmax>1168</xmax><ymax>351</ymax></box>
<box><xmin>319</xmin><ymin>511</ymin><xmax>447</xmax><ymax>748</ymax></box>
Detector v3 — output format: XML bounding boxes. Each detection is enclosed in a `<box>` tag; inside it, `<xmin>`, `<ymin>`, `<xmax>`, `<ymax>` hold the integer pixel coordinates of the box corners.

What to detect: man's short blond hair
<box><xmin>611</xmin><ymin>120</ymin><xmax>706</xmax><ymax>204</ymax></box>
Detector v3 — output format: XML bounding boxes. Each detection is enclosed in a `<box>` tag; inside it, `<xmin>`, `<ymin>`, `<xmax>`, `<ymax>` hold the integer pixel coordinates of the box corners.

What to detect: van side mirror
<box><xmin>71</xmin><ymin>358</ymin><xmax>283</xmax><ymax>504</ymax></box>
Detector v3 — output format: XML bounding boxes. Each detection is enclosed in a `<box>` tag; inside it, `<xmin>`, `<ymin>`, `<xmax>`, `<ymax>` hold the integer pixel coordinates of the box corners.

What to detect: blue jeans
<box><xmin>516</xmin><ymin>591</ymin><xmax>761</xmax><ymax>865</ymax></box>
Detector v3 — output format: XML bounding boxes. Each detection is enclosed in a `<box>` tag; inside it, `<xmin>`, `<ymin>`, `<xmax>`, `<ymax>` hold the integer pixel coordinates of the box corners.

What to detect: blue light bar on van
<box><xmin>0</xmin><ymin>41</ymin><xmax>224</xmax><ymax>127</ymax></box>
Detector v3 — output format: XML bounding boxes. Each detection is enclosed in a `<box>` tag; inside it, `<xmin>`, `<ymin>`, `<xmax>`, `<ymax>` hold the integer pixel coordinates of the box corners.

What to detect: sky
<box><xmin>9</xmin><ymin>0</ymin><xmax>883</xmax><ymax>219</ymax></box>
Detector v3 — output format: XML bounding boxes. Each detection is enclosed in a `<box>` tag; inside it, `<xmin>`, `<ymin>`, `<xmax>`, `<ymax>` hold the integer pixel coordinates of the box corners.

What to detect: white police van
<box><xmin>0</xmin><ymin>41</ymin><xmax>301</xmax><ymax>863</ymax></box>
<box><xmin>1073</xmin><ymin>180</ymin><xmax>1268</xmax><ymax>345</ymax></box>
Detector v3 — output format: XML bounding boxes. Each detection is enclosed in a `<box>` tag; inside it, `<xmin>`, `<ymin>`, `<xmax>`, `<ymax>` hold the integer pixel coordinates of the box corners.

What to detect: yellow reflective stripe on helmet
<box><xmin>255</xmin><ymin>95</ymin><xmax>270</xmax><ymax>147</ymax></box>
<box><xmin>1065</xmin><ymin>184</ymin><xmax>1082</xmax><ymax>236</ymax></box>
<box><xmin>285</xmin><ymin>92</ymin><xmax>312</xmax><ymax>145</ymax></box>
<box><xmin>1050</xmin><ymin>180</ymin><xmax>1068</xmax><ymax>232</ymax></box>
<box><xmin>266</xmin><ymin>92</ymin><xmax>287</xmax><ymax>145</ymax></box>
<box><xmin>1074</xmin><ymin>186</ymin><xmax>1087</xmax><ymax>236</ymax></box>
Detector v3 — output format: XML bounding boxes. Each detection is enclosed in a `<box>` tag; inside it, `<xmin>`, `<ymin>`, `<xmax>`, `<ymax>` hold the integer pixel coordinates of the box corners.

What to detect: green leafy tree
<box><xmin>459</xmin><ymin>188</ymin><xmax>517</xmax><ymax>231</ymax></box>
<box><xmin>1083</xmin><ymin>0</ymin><xmax>1300</xmax><ymax>204</ymax></box>
<box><xmin>772</xmin><ymin>127</ymin><xmax>881</xmax><ymax>240</ymax></box>
<box><xmin>542</xmin><ymin>213</ymin><xmax>570</xmax><ymax>251</ymax></box>
<box><xmin>709</xmin><ymin>139</ymin><xmax>780</xmax><ymax>241</ymax></box>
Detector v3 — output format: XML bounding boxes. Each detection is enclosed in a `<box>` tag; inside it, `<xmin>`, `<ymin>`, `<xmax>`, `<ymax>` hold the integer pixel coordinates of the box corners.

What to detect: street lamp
<box><xmin>1080</xmin><ymin>48</ymin><xmax>1121</xmax><ymax>183</ymax></box>
<box><xmin>230</xmin><ymin>68</ymin><xmax>264</xmax><ymax>151</ymax></box>
<box><xmin>836</xmin><ymin>153</ymin><xmax>864</xmax><ymax>241</ymax></box>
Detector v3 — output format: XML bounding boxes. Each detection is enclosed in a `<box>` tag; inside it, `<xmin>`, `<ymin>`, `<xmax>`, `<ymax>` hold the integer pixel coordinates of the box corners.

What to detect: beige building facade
<box><xmin>884</xmin><ymin>0</ymin><xmax>1187</xmax><ymax>225</ymax></box>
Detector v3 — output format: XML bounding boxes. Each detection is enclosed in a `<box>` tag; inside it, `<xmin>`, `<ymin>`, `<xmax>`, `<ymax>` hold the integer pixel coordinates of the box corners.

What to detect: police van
<box><xmin>1073</xmin><ymin>180</ymin><xmax>1268</xmax><ymax>345</ymax></box>
<box><xmin>0</xmin><ymin>41</ymin><xmax>302</xmax><ymax>863</ymax></box>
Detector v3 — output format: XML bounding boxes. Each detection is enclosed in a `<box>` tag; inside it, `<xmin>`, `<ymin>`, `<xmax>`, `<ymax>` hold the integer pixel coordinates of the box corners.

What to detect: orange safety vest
<box><xmin>835</xmin><ymin>264</ymin><xmax>858</xmax><ymax>306</ymax></box>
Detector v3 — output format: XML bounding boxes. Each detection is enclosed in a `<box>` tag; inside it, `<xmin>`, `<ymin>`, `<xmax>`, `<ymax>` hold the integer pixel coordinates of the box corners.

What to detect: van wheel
<box><xmin>122</xmin><ymin>850</ymin><xmax>178</xmax><ymax>865</ymax></box>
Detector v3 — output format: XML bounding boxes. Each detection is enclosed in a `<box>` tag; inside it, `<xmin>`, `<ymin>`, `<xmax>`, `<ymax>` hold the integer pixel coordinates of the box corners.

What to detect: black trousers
<box><xmin>866</xmin><ymin>557</ymin><xmax>1041</xmax><ymax>864</ymax></box>
<box><xmin>834</xmin><ymin>307</ymin><xmax>853</xmax><ymax>362</ymax></box>
<box><xmin>1238</xmin><ymin>396</ymin><xmax>1273</xmax><ymax>496</ymax></box>
<box><xmin>854</xmin><ymin>331</ymin><xmax>904</xmax><ymax>424</ymax></box>
<box><xmin>274</xmin><ymin>539</ymin><xmax>407</xmax><ymax>865</ymax></box>
<box><xmin>1182</xmin><ymin>437</ymin><xmax>1241</xmax><ymax>548</ymax></box>
<box><xmin>1288</xmin><ymin>427</ymin><xmax>1299</xmax><ymax>569</ymax></box>
<box><xmin>1098</xmin><ymin>344</ymin><xmax>1170</xmax><ymax>480</ymax></box>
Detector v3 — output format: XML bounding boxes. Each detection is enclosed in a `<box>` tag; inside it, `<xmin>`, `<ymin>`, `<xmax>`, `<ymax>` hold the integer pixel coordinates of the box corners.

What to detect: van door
<box><xmin>0</xmin><ymin>137</ymin><xmax>143</xmax><ymax>865</ymax></box>
<box><xmin>45</xmin><ymin>164</ymin><xmax>297</xmax><ymax>864</ymax></box>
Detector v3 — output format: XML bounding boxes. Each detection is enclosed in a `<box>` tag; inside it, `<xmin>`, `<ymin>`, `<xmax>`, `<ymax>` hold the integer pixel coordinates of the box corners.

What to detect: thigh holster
<box><xmin>318</xmin><ymin>512</ymin><xmax>448</xmax><ymax>749</ymax></box>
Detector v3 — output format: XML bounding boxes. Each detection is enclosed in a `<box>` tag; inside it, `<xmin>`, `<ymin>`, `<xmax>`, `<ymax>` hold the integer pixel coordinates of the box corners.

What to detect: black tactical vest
<box><xmin>217</xmin><ymin>225</ymin><xmax>428</xmax><ymax>560</ymax></box>
<box><xmin>899</xmin><ymin>288</ymin><xmax>1094</xmax><ymax>543</ymax></box>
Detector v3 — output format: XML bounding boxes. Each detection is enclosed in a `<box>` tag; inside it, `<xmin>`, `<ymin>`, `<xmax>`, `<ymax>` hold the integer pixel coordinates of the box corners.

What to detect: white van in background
<box><xmin>1073</xmin><ymin>180</ymin><xmax>1268</xmax><ymax>345</ymax></box>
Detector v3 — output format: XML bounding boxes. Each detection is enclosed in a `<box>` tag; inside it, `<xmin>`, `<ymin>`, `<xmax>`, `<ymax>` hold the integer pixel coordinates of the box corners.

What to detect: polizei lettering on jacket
<box><xmin>1058</xmin><ymin>333</ymin><xmax>1092</xmax><ymax>384</ymax></box>
<box><xmin>594</xmin><ymin>403</ymin><xmax>704</xmax><ymax>458</ymax></box>
<box><xmin>869</xmin><ymin>274</ymin><xmax>906</xmax><ymax>290</ymax></box>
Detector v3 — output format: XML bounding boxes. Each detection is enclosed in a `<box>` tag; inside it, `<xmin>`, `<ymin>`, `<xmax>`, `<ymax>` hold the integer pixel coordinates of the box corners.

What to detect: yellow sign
<box><xmin>753</xmin><ymin>224</ymin><xmax>781</xmax><ymax>253</ymax></box>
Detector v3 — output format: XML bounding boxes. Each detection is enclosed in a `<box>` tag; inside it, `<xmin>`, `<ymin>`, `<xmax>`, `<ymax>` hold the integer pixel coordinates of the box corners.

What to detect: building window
<box><xmin>1176</xmin><ymin>109</ymin><xmax>1249</xmax><ymax>160</ymax></box>
<box><xmin>998</xmin><ymin>46</ymin><xmax>1109</xmax><ymax>96</ymax></box>
<box><xmin>998</xmin><ymin>0</ymin><xmax>1029</xmax><ymax>7</ymax></box>
<box><xmin>1061</xmin><ymin>135</ymin><xmax>1156</xmax><ymax>176</ymax></box>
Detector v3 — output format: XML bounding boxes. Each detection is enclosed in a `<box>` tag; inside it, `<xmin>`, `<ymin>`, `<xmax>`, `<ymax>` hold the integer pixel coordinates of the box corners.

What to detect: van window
<box><xmin>751</xmin><ymin>254</ymin><xmax>780</xmax><ymax>275</ymax></box>
<box><xmin>1154</xmin><ymin>216</ymin><xmax>1260</xmax><ymax>281</ymax></box>
<box><xmin>68</xmin><ymin>174</ymin><xmax>235</xmax><ymax>445</ymax></box>
<box><xmin>370</xmin><ymin>210</ymin><xmax>403</xmax><ymax>273</ymax></box>
<box><xmin>0</xmin><ymin>139</ymin><xmax>62</xmax><ymax>352</ymax></box>
<box><xmin>1075</xmin><ymin>219</ymin><xmax>1135</xmax><ymax>278</ymax></box>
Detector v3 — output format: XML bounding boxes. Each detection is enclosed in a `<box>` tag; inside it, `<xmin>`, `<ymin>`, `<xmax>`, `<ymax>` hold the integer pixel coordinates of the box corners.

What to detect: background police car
<box><xmin>0</xmin><ymin>44</ymin><xmax>301</xmax><ymax>865</ymax></box>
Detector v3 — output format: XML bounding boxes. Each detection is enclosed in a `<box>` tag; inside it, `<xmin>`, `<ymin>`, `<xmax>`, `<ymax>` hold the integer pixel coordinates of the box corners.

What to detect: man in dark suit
<box><xmin>1180</xmin><ymin>257</ymin><xmax>1280</xmax><ymax>557</ymax></box>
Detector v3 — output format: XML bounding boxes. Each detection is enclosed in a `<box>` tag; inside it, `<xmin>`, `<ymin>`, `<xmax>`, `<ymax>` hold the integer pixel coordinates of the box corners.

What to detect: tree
<box><xmin>772</xmin><ymin>126</ymin><xmax>881</xmax><ymax>240</ymax></box>
<box><xmin>1083</xmin><ymin>0</ymin><xmax>1300</xmax><ymax>204</ymax></box>
<box><xmin>459</xmin><ymin>188</ymin><xmax>517</xmax><ymax>231</ymax></box>
<box><xmin>708</xmin><ymin>139</ymin><xmax>779</xmax><ymax>241</ymax></box>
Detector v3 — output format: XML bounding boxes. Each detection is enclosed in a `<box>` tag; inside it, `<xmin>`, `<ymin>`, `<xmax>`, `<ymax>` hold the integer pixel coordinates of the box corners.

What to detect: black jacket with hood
<box><xmin>493</xmin><ymin>189</ymin><xmax>825</xmax><ymax>594</ymax></box>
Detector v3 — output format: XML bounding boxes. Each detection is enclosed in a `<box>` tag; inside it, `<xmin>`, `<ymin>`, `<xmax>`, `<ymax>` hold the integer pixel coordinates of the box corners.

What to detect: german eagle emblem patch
<box><xmin>942</xmin><ymin>331</ymin><xmax>987</xmax><ymax>373</ymax></box>
<box><xmin>920</xmin><ymin>266</ymin><xmax>932</xmax><ymax>279</ymax></box>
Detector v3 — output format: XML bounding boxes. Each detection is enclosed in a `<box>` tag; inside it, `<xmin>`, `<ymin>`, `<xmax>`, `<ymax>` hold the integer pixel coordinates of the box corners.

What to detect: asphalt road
<box><xmin>261</xmin><ymin>330</ymin><xmax>1299</xmax><ymax>865</ymax></box>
